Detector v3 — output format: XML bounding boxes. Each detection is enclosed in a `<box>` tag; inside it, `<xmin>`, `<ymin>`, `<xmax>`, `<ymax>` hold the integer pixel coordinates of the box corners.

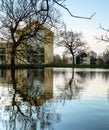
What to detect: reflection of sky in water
<box><xmin>53</xmin><ymin>68</ymin><xmax>109</xmax><ymax>130</ymax></box>
<box><xmin>0</xmin><ymin>86</ymin><xmax>14</xmax><ymax>106</ymax></box>
<box><xmin>55</xmin><ymin>98</ymin><xmax>109</xmax><ymax>130</ymax></box>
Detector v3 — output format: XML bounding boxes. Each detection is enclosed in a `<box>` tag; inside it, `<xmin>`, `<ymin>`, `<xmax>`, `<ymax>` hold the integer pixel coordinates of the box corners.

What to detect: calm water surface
<box><xmin>0</xmin><ymin>68</ymin><xmax>109</xmax><ymax>130</ymax></box>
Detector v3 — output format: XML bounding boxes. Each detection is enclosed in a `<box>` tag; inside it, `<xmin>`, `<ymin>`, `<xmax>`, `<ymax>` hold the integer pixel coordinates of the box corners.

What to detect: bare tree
<box><xmin>0</xmin><ymin>0</ymin><xmax>95</xmax><ymax>66</ymax></box>
<box><xmin>102</xmin><ymin>47</ymin><xmax>109</xmax><ymax>64</ymax></box>
<box><xmin>95</xmin><ymin>25</ymin><xmax>109</xmax><ymax>64</ymax></box>
<box><xmin>57</xmin><ymin>26</ymin><xmax>87</xmax><ymax>64</ymax></box>
<box><xmin>96</xmin><ymin>24</ymin><xmax>109</xmax><ymax>43</ymax></box>
<box><xmin>0</xmin><ymin>0</ymin><xmax>60</xmax><ymax>66</ymax></box>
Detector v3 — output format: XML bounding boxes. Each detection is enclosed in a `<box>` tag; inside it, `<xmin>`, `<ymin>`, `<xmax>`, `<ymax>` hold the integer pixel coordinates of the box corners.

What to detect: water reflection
<box><xmin>0</xmin><ymin>68</ymin><xmax>109</xmax><ymax>130</ymax></box>
<box><xmin>0</xmin><ymin>68</ymin><xmax>60</xmax><ymax>130</ymax></box>
<box><xmin>53</xmin><ymin>68</ymin><xmax>109</xmax><ymax>130</ymax></box>
<box><xmin>53</xmin><ymin>68</ymin><xmax>87</xmax><ymax>101</ymax></box>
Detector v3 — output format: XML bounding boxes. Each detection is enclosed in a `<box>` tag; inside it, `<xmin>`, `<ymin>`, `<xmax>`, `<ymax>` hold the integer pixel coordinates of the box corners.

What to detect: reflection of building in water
<box><xmin>27</xmin><ymin>68</ymin><xmax>53</xmax><ymax>105</ymax></box>
<box><xmin>0</xmin><ymin>68</ymin><xmax>55</xmax><ymax>130</ymax></box>
<box><xmin>0</xmin><ymin>68</ymin><xmax>53</xmax><ymax>106</ymax></box>
<box><xmin>0</xmin><ymin>69</ymin><xmax>6</xmax><ymax>82</ymax></box>
<box><xmin>27</xmin><ymin>69</ymin><xmax>44</xmax><ymax>97</ymax></box>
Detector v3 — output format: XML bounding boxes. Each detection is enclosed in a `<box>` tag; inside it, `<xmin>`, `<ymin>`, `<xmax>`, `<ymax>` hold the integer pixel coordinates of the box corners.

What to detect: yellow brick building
<box><xmin>0</xmin><ymin>22</ymin><xmax>54</xmax><ymax>64</ymax></box>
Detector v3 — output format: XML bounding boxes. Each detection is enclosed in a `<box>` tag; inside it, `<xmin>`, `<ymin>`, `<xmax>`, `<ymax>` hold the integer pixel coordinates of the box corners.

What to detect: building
<box><xmin>76</xmin><ymin>51</ymin><xmax>97</xmax><ymax>65</ymax></box>
<box><xmin>0</xmin><ymin>22</ymin><xmax>54</xmax><ymax>64</ymax></box>
<box><xmin>66</xmin><ymin>56</ymin><xmax>72</xmax><ymax>64</ymax></box>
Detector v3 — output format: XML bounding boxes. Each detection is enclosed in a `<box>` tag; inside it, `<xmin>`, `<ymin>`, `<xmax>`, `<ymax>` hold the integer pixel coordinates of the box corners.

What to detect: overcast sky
<box><xmin>54</xmin><ymin>0</ymin><xmax>109</xmax><ymax>56</ymax></box>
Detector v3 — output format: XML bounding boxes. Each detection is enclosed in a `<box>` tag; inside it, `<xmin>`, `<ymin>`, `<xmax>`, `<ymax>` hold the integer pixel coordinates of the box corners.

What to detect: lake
<box><xmin>0</xmin><ymin>68</ymin><xmax>109</xmax><ymax>130</ymax></box>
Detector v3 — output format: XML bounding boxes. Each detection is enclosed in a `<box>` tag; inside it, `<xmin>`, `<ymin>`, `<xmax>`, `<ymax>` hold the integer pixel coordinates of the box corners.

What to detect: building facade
<box><xmin>0</xmin><ymin>23</ymin><xmax>54</xmax><ymax>64</ymax></box>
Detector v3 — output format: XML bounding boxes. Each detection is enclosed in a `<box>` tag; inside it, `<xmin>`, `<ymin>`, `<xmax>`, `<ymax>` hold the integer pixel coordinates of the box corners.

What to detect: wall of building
<box><xmin>0</xmin><ymin>23</ymin><xmax>54</xmax><ymax>64</ymax></box>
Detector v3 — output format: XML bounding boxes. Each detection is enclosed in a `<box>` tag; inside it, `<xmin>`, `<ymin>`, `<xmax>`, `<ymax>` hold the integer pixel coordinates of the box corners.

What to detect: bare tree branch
<box><xmin>95</xmin><ymin>24</ymin><xmax>109</xmax><ymax>43</ymax></box>
<box><xmin>53</xmin><ymin>0</ymin><xmax>96</xmax><ymax>19</ymax></box>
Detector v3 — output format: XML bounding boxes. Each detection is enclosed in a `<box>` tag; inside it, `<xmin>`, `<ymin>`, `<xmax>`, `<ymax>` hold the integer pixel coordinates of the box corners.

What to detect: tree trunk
<box><xmin>11</xmin><ymin>47</ymin><xmax>16</xmax><ymax>67</ymax></box>
<box><xmin>72</xmin><ymin>54</ymin><xmax>75</xmax><ymax>64</ymax></box>
<box><xmin>70</xmin><ymin>50</ymin><xmax>75</xmax><ymax>64</ymax></box>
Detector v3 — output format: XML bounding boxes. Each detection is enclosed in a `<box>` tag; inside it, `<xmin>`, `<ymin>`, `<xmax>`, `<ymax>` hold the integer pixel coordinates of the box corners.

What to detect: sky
<box><xmin>54</xmin><ymin>0</ymin><xmax>109</xmax><ymax>56</ymax></box>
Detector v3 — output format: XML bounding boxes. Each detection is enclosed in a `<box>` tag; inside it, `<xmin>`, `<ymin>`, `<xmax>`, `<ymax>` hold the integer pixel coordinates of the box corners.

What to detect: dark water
<box><xmin>0</xmin><ymin>68</ymin><xmax>109</xmax><ymax>130</ymax></box>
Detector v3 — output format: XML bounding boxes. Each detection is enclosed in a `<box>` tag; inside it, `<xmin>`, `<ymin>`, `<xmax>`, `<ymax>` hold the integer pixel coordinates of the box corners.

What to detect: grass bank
<box><xmin>43</xmin><ymin>64</ymin><xmax>109</xmax><ymax>69</ymax></box>
<box><xmin>0</xmin><ymin>64</ymin><xmax>109</xmax><ymax>69</ymax></box>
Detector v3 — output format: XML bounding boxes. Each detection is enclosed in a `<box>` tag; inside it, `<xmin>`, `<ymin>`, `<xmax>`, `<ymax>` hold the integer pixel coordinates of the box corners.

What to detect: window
<box><xmin>0</xmin><ymin>48</ymin><xmax>6</xmax><ymax>64</ymax></box>
<box><xmin>27</xmin><ymin>32</ymin><xmax>45</xmax><ymax>63</ymax></box>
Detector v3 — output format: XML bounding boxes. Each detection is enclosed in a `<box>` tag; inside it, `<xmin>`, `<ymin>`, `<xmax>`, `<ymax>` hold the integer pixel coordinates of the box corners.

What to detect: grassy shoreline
<box><xmin>0</xmin><ymin>64</ymin><xmax>109</xmax><ymax>69</ymax></box>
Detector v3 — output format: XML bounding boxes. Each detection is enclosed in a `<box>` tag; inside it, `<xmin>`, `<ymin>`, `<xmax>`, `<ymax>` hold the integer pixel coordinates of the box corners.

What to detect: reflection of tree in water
<box><xmin>100</xmin><ymin>71</ymin><xmax>109</xmax><ymax>103</ymax></box>
<box><xmin>0</xmin><ymin>69</ymin><xmax>60</xmax><ymax>130</ymax></box>
<box><xmin>56</xmin><ymin>68</ymin><xmax>87</xmax><ymax>101</ymax></box>
<box><xmin>80</xmin><ymin>70</ymin><xmax>109</xmax><ymax>82</ymax></box>
<box><xmin>56</xmin><ymin>69</ymin><xmax>82</xmax><ymax>100</ymax></box>
<box><xmin>100</xmin><ymin>71</ymin><xmax>109</xmax><ymax>81</ymax></box>
<box><xmin>76</xmin><ymin>70</ymin><xmax>96</xmax><ymax>80</ymax></box>
<box><xmin>37</xmin><ymin>102</ymin><xmax>61</xmax><ymax>130</ymax></box>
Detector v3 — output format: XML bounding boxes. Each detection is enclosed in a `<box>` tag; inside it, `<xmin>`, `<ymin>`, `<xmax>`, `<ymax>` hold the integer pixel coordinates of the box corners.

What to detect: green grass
<box><xmin>43</xmin><ymin>64</ymin><xmax>109</xmax><ymax>69</ymax></box>
<box><xmin>0</xmin><ymin>64</ymin><xmax>109</xmax><ymax>69</ymax></box>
